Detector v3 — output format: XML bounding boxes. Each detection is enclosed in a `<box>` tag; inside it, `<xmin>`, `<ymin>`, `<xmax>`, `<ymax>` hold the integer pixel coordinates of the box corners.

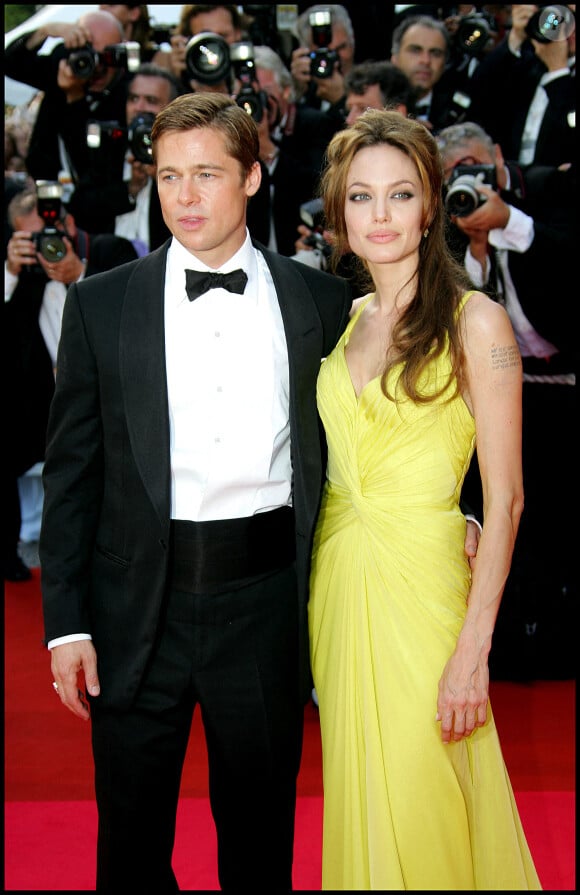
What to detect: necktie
<box><xmin>185</xmin><ymin>268</ymin><xmax>248</xmax><ymax>301</ymax></box>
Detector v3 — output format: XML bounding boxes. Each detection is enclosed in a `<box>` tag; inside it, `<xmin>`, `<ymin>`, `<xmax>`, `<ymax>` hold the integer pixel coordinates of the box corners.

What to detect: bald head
<box><xmin>78</xmin><ymin>9</ymin><xmax>124</xmax><ymax>51</ymax></box>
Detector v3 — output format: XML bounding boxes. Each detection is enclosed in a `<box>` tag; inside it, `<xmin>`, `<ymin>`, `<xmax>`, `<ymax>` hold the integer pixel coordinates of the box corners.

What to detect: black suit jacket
<box><xmin>39</xmin><ymin>240</ymin><xmax>352</xmax><ymax>708</ymax></box>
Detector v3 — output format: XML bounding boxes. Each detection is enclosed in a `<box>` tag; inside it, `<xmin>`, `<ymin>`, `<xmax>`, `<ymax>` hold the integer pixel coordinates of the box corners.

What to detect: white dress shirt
<box><xmin>165</xmin><ymin>230</ymin><xmax>291</xmax><ymax>521</ymax></box>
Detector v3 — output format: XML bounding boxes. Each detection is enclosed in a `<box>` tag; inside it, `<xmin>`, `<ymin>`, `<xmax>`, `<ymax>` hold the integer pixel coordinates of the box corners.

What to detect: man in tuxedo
<box><xmin>39</xmin><ymin>92</ymin><xmax>352</xmax><ymax>892</ymax></box>
<box><xmin>3</xmin><ymin>187</ymin><xmax>137</xmax><ymax>582</ymax></box>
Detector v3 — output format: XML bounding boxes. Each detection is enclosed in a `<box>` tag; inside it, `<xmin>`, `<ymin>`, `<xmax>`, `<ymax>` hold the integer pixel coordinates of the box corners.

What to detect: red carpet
<box><xmin>5</xmin><ymin>569</ymin><xmax>576</xmax><ymax>891</ymax></box>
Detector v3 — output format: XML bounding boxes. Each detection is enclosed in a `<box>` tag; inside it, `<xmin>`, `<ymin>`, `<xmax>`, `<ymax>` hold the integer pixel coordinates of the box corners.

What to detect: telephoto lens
<box><xmin>185</xmin><ymin>32</ymin><xmax>231</xmax><ymax>84</ymax></box>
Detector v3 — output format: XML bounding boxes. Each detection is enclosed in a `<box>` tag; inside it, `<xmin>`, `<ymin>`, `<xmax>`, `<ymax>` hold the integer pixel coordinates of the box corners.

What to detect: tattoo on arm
<box><xmin>490</xmin><ymin>344</ymin><xmax>520</xmax><ymax>370</ymax></box>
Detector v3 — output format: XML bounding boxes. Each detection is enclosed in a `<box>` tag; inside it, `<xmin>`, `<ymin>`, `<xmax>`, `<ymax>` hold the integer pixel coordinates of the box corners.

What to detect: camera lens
<box><xmin>128</xmin><ymin>112</ymin><xmax>155</xmax><ymax>163</ymax></box>
<box><xmin>185</xmin><ymin>32</ymin><xmax>231</xmax><ymax>84</ymax></box>
<box><xmin>525</xmin><ymin>5</ymin><xmax>575</xmax><ymax>43</ymax></box>
<box><xmin>310</xmin><ymin>48</ymin><xmax>338</xmax><ymax>79</ymax></box>
<box><xmin>445</xmin><ymin>176</ymin><xmax>481</xmax><ymax>217</ymax></box>
<box><xmin>456</xmin><ymin>14</ymin><xmax>491</xmax><ymax>55</ymax></box>
<box><xmin>40</xmin><ymin>233</ymin><xmax>67</xmax><ymax>263</ymax></box>
<box><xmin>68</xmin><ymin>46</ymin><xmax>97</xmax><ymax>79</ymax></box>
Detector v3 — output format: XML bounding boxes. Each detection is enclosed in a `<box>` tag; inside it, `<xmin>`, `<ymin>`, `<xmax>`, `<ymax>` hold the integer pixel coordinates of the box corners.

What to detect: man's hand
<box><xmin>50</xmin><ymin>641</ymin><xmax>100</xmax><ymax>720</ymax></box>
<box><xmin>290</xmin><ymin>47</ymin><xmax>313</xmax><ymax>100</ymax></box>
<box><xmin>6</xmin><ymin>229</ymin><xmax>38</xmax><ymax>275</ymax></box>
<box><xmin>26</xmin><ymin>21</ymin><xmax>92</xmax><ymax>52</ymax></box>
<box><xmin>464</xmin><ymin>518</ymin><xmax>481</xmax><ymax>572</ymax></box>
<box><xmin>37</xmin><ymin>236</ymin><xmax>85</xmax><ymax>285</ymax></box>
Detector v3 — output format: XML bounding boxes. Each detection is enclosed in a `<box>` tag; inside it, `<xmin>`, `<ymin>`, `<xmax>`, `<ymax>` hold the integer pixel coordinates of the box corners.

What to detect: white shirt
<box><xmin>464</xmin><ymin>205</ymin><xmax>558</xmax><ymax>358</ymax></box>
<box><xmin>165</xmin><ymin>230</ymin><xmax>291</xmax><ymax>521</ymax></box>
<box><xmin>519</xmin><ymin>68</ymin><xmax>572</xmax><ymax>164</ymax></box>
<box><xmin>114</xmin><ymin>164</ymin><xmax>152</xmax><ymax>256</ymax></box>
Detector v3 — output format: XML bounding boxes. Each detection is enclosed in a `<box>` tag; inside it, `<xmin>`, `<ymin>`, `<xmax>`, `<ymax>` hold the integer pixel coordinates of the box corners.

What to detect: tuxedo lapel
<box><xmin>257</xmin><ymin>244</ymin><xmax>326</xmax><ymax>530</ymax></box>
<box><xmin>119</xmin><ymin>242</ymin><xmax>171</xmax><ymax>528</ymax></box>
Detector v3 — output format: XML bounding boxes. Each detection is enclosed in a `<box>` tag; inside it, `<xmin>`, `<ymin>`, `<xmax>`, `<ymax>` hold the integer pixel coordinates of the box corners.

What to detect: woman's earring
<box><xmin>423</xmin><ymin>228</ymin><xmax>430</xmax><ymax>238</ymax></box>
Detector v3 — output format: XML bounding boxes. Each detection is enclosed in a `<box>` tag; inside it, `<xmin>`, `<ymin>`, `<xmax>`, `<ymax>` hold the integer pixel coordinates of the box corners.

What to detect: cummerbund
<box><xmin>169</xmin><ymin>506</ymin><xmax>296</xmax><ymax>593</ymax></box>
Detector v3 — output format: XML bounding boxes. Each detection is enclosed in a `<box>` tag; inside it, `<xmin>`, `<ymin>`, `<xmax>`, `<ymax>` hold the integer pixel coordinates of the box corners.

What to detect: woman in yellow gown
<box><xmin>308</xmin><ymin>110</ymin><xmax>542</xmax><ymax>890</ymax></box>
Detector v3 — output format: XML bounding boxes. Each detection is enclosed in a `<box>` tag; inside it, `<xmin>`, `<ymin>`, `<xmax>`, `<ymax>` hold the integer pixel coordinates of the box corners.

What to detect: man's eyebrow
<box><xmin>157</xmin><ymin>162</ymin><xmax>226</xmax><ymax>174</ymax></box>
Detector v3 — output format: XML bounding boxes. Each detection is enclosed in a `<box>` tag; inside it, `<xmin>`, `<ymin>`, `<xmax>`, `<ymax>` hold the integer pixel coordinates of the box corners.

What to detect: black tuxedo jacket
<box><xmin>3</xmin><ymin>232</ymin><xmax>137</xmax><ymax>476</ymax></box>
<box><xmin>40</xmin><ymin>240</ymin><xmax>352</xmax><ymax>708</ymax></box>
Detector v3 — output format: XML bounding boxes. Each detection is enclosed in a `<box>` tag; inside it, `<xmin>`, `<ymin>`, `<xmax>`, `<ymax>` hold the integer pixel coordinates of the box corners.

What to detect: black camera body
<box><xmin>67</xmin><ymin>41</ymin><xmax>140</xmax><ymax>79</ymax></box>
<box><xmin>85</xmin><ymin>120</ymin><xmax>130</xmax><ymax>182</ymax></box>
<box><xmin>300</xmin><ymin>198</ymin><xmax>332</xmax><ymax>257</ymax></box>
<box><xmin>454</xmin><ymin>11</ymin><xmax>495</xmax><ymax>56</ymax></box>
<box><xmin>184</xmin><ymin>34</ymin><xmax>267</xmax><ymax>123</ymax></box>
<box><xmin>309</xmin><ymin>9</ymin><xmax>339</xmax><ymax>79</ymax></box>
<box><xmin>127</xmin><ymin>112</ymin><xmax>155</xmax><ymax>163</ymax></box>
<box><xmin>26</xmin><ymin>181</ymin><xmax>67</xmax><ymax>271</ymax></box>
<box><xmin>525</xmin><ymin>5</ymin><xmax>575</xmax><ymax>43</ymax></box>
<box><xmin>230</xmin><ymin>41</ymin><xmax>268</xmax><ymax>123</ymax></box>
<box><xmin>445</xmin><ymin>164</ymin><xmax>497</xmax><ymax>217</ymax></box>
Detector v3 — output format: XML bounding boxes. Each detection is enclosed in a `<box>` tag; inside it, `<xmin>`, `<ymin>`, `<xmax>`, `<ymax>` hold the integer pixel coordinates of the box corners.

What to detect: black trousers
<box><xmin>91</xmin><ymin>563</ymin><xmax>303</xmax><ymax>893</ymax></box>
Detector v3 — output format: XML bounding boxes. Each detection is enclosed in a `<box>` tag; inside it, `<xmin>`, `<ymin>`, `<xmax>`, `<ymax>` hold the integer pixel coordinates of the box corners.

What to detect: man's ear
<box><xmin>246</xmin><ymin>160</ymin><xmax>262</xmax><ymax>198</ymax></box>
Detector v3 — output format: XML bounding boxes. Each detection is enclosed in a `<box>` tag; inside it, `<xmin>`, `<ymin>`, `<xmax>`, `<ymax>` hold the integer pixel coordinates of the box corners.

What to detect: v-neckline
<box><xmin>342</xmin><ymin>295</ymin><xmax>381</xmax><ymax>401</ymax></box>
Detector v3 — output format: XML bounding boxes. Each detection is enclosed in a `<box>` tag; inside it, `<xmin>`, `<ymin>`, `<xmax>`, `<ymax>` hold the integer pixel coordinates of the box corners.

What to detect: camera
<box><xmin>86</xmin><ymin>120</ymin><xmax>129</xmax><ymax>183</ymax></box>
<box><xmin>300</xmin><ymin>198</ymin><xmax>332</xmax><ymax>257</ymax></box>
<box><xmin>454</xmin><ymin>11</ymin><xmax>495</xmax><ymax>56</ymax></box>
<box><xmin>67</xmin><ymin>41</ymin><xmax>140</xmax><ymax>79</ymax></box>
<box><xmin>309</xmin><ymin>9</ymin><xmax>339</xmax><ymax>79</ymax></box>
<box><xmin>127</xmin><ymin>112</ymin><xmax>155</xmax><ymax>163</ymax></box>
<box><xmin>230</xmin><ymin>41</ymin><xmax>268</xmax><ymax>123</ymax></box>
<box><xmin>184</xmin><ymin>31</ymin><xmax>232</xmax><ymax>84</ymax></box>
<box><xmin>27</xmin><ymin>181</ymin><xmax>67</xmax><ymax>270</ymax></box>
<box><xmin>444</xmin><ymin>164</ymin><xmax>497</xmax><ymax>217</ymax></box>
<box><xmin>184</xmin><ymin>34</ymin><xmax>267</xmax><ymax>122</ymax></box>
<box><xmin>525</xmin><ymin>5</ymin><xmax>575</xmax><ymax>43</ymax></box>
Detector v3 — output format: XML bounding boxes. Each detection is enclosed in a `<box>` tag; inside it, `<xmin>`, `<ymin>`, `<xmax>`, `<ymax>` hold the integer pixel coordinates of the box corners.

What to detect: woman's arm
<box><xmin>437</xmin><ymin>291</ymin><xmax>523</xmax><ymax>744</ymax></box>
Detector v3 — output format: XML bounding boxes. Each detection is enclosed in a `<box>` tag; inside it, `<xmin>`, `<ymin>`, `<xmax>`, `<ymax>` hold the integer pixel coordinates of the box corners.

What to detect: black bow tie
<box><xmin>185</xmin><ymin>268</ymin><xmax>248</xmax><ymax>301</ymax></box>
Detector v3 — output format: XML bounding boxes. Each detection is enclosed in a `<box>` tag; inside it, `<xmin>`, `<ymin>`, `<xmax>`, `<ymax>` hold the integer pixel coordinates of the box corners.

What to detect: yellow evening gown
<box><xmin>308</xmin><ymin>293</ymin><xmax>542</xmax><ymax>890</ymax></box>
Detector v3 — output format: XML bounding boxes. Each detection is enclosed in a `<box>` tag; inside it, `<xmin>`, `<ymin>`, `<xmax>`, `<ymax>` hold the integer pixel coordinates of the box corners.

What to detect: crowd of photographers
<box><xmin>3</xmin><ymin>2</ymin><xmax>576</xmax><ymax>679</ymax></box>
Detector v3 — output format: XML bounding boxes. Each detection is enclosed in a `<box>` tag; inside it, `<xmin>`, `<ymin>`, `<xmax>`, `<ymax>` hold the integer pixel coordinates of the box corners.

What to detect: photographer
<box><xmin>467</xmin><ymin>4</ymin><xmax>576</xmax><ymax>167</ymax></box>
<box><xmin>290</xmin><ymin>4</ymin><xmax>355</xmax><ymax>127</ymax></box>
<box><xmin>390</xmin><ymin>12</ymin><xmax>482</xmax><ymax>133</ymax></box>
<box><xmin>436</xmin><ymin>120</ymin><xmax>576</xmax><ymax>679</ymax></box>
<box><xmin>5</xmin><ymin>10</ymin><xmax>138</xmax><ymax>230</ymax></box>
<box><xmin>3</xmin><ymin>185</ymin><xmax>137</xmax><ymax>582</ymax></box>
<box><xmin>248</xmin><ymin>44</ymin><xmax>340</xmax><ymax>255</ymax></box>
<box><xmin>167</xmin><ymin>4</ymin><xmax>247</xmax><ymax>92</ymax></box>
